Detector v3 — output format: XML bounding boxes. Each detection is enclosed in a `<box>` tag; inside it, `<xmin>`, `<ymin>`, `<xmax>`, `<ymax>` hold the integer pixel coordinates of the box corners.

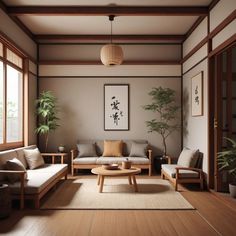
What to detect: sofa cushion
<box><xmin>128</xmin><ymin>157</ymin><xmax>150</xmax><ymax>165</ymax></box>
<box><xmin>102</xmin><ymin>140</ymin><xmax>123</xmax><ymax>157</ymax></box>
<box><xmin>77</xmin><ymin>143</ymin><xmax>97</xmax><ymax>157</ymax></box>
<box><xmin>24</xmin><ymin>148</ymin><xmax>45</xmax><ymax>170</ymax></box>
<box><xmin>0</xmin><ymin>149</ymin><xmax>18</xmax><ymax>181</ymax></box>
<box><xmin>161</xmin><ymin>164</ymin><xmax>199</xmax><ymax>178</ymax></box>
<box><xmin>129</xmin><ymin>142</ymin><xmax>148</xmax><ymax>157</ymax></box>
<box><xmin>5</xmin><ymin>158</ymin><xmax>27</xmax><ymax>183</ymax></box>
<box><xmin>96</xmin><ymin>157</ymin><xmax>127</xmax><ymax>165</ymax></box>
<box><xmin>73</xmin><ymin>157</ymin><xmax>98</xmax><ymax>164</ymax></box>
<box><xmin>15</xmin><ymin>145</ymin><xmax>37</xmax><ymax>169</ymax></box>
<box><xmin>177</xmin><ymin>148</ymin><xmax>199</xmax><ymax>168</ymax></box>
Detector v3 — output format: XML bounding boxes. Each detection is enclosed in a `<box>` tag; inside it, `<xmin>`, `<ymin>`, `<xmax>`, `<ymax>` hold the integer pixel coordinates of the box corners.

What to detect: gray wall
<box><xmin>39</xmin><ymin>76</ymin><xmax>181</xmax><ymax>156</ymax></box>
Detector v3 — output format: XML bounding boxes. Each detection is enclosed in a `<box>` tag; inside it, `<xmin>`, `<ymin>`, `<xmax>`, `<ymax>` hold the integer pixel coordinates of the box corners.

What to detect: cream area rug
<box><xmin>41</xmin><ymin>178</ymin><xmax>194</xmax><ymax>210</ymax></box>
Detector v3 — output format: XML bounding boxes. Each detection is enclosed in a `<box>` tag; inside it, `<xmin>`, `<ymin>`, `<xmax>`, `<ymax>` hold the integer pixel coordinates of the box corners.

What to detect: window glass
<box><xmin>0</xmin><ymin>61</ymin><xmax>3</xmax><ymax>143</ymax></box>
<box><xmin>6</xmin><ymin>65</ymin><xmax>23</xmax><ymax>142</ymax></box>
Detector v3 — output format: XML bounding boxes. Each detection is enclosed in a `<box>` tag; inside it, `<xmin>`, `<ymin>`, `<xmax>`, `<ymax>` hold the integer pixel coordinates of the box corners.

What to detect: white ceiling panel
<box><xmin>3</xmin><ymin>0</ymin><xmax>212</xmax><ymax>7</ymax></box>
<box><xmin>18</xmin><ymin>15</ymin><xmax>198</xmax><ymax>35</ymax></box>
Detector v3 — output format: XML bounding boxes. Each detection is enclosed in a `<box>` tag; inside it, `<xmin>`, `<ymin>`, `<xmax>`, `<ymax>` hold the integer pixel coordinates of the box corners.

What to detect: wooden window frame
<box><xmin>0</xmin><ymin>39</ymin><xmax>26</xmax><ymax>151</ymax></box>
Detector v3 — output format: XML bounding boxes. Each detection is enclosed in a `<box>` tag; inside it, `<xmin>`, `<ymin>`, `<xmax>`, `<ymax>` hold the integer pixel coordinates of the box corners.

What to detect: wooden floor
<box><xmin>0</xmin><ymin>175</ymin><xmax>236</xmax><ymax>236</ymax></box>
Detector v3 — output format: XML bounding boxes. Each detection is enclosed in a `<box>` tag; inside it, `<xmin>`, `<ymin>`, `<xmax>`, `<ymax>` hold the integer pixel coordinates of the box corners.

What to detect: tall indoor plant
<box><xmin>36</xmin><ymin>91</ymin><xmax>60</xmax><ymax>152</ymax></box>
<box><xmin>143</xmin><ymin>87</ymin><xmax>180</xmax><ymax>156</ymax></box>
<box><xmin>217</xmin><ymin>137</ymin><xmax>236</xmax><ymax>197</ymax></box>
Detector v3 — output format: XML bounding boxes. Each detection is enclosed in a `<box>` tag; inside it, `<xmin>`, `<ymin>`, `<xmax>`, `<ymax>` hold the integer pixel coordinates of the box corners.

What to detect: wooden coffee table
<box><xmin>91</xmin><ymin>167</ymin><xmax>141</xmax><ymax>193</ymax></box>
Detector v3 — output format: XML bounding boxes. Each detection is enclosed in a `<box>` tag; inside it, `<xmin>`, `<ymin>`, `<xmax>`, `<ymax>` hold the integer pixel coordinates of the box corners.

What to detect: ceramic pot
<box><xmin>229</xmin><ymin>183</ymin><xmax>236</xmax><ymax>198</ymax></box>
<box><xmin>58</xmin><ymin>146</ymin><xmax>65</xmax><ymax>153</ymax></box>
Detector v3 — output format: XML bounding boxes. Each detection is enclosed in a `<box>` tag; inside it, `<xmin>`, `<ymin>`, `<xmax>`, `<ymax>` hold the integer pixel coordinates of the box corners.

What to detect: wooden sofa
<box><xmin>71</xmin><ymin>140</ymin><xmax>153</xmax><ymax>176</ymax></box>
<box><xmin>161</xmin><ymin>148</ymin><xmax>204</xmax><ymax>191</ymax></box>
<box><xmin>0</xmin><ymin>145</ymin><xmax>68</xmax><ymax>209</ymax></box>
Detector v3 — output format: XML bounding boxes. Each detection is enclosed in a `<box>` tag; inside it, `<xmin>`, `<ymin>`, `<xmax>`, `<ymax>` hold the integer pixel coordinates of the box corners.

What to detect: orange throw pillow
<box><xmin>102</xmin><ymin>140</ymin><xmax>123</xmax><ymax>157</ymax></box>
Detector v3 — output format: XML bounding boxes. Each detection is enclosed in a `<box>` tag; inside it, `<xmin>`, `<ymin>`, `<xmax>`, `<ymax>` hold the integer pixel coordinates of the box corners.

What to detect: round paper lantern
<box><xmin>100</xmin><ymin>44</ymin><xmax>123</xmax><ymax>66</ymax></box>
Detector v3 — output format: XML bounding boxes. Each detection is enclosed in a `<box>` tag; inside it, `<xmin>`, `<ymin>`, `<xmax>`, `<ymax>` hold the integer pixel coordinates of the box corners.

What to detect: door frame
<box><xmin>208</xmin><ymin>41</ymin><xmax>236</xmax><ymax>190</ymax></box>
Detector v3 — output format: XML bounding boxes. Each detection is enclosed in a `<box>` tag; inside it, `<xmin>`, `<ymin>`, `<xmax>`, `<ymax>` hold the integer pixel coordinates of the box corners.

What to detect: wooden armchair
<box><xmin>161</xmin><ymin>148</ymin><xmax>204</xmax><ymax>191</ymax></box>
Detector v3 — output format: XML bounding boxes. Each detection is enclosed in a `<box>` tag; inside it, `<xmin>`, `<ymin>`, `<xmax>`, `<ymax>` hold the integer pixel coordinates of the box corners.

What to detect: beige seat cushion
<box><xmin>96</xmin><ymin>157</ymin><xmax>127</xmax><ymax>165</ymax></box>
<box><xmin>177</xmin><ymin>148</ymin><xmax>199</xmax><ymax>168</ymax></box>
<box><xmin>9</xmin><ymin>164</ymin><xmax>67</xmax><ymax>195</ymax></box>
<box><xmin>102</xmin><ymin>140</ymin><xmax>123</xmax><ymax>157</ymax></box>
<box><xmin>162</xmin><ymin>164</ymin><xmax>199</xmax><ymax>179</ymax></box>
<box><xmin>24</xmin><ymin>148</ymin><xmax>45</xmax><ymax>170</ymax></box>
<box><xmin>73</xmin><ymin>157</ymin><xmax>98</xmax><ymax>164</ymax></box>
<box><xmin>128</xmin><ymin>157</ymin><xmax>150</xmax><ymax>165</ymax></box>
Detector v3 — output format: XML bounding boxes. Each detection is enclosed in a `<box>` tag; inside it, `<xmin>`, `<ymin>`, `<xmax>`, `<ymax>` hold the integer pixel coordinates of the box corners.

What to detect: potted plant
<box><xmin>143</xmin><ymin>87</ymin><xmax>180</xmax><ymax>157</ymax></box>
<box><xmin>36</xmin><ymin>91</ymin><xmax>60</xmax><ymax>152</ymax></box>
<box><xmin>217</xmin><ymin>137</ymin><xmax>236</xmax><ymax>198</ymax></box>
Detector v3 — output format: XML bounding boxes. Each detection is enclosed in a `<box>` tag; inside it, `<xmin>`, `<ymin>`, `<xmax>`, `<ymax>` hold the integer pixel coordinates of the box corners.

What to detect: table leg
<box><xmin>132</xmin><ymin>175</ymin><xmax>138</xmax><ymax>192</ymax></box>
<box><xmin>61</xmin><ymin>155</ymin><xmax>64</xmax><ymax>164</ymax></box>
<box><xmin>99</xmin><ymin>176</ymin><xmax>105</xmax><ymax>193</ymax></box>
<box><xmin>128</xmin><ymin>176</ymin><xmax>132</xmax><ymax>185</ymax></box>
<box><xmin>52</xmin><ymin>155</ymin><xmax>55</xmax><ymax>164</ymax></box>
<box><xmin>97</xmin><ymin>175</ymin><xmax>101</xmax><ymax>185</ymax></box>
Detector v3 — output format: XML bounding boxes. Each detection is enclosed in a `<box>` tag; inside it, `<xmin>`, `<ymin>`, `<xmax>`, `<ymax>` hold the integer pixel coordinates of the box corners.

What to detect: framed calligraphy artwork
<box><xmin>191</xmin><ymin>72</ymin><xmax>203</xmax><ymax>116</ymax></box>
<box><xmin>104</xmin><ymin>84</ymin><xmax>129</xmax><ymax>130</ymax></box>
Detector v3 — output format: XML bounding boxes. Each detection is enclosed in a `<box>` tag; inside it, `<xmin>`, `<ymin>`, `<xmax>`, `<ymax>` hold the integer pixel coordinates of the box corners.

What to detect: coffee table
<box><xmin>91</xmin><ymin>167</ymin><xmax>141</xmax><ymax>193</ymax></box>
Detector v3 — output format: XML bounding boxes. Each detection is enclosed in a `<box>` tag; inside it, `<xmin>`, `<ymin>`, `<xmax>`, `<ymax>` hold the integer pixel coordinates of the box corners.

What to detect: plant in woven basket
<box><xmin>143</xmin><ymin>87</ymin><xmax>180</xmax><ymax>156</ymax></box>
<box><xmin>36</xmin><ymin>91</ymin><xmax>60</xmax><ymax>152</ymax></box>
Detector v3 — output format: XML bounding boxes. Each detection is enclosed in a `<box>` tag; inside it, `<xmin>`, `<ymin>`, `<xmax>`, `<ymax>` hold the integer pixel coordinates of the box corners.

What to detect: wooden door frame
<box><xmin>208</xmin><ymin>41</ymin><xmax>236</xmax><ymax>190</ymax></box>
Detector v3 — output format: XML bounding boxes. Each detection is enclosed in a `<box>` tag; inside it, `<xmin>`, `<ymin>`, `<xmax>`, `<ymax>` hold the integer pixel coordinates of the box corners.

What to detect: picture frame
<box><xmin>191</xmin><ymin>71</ymin><xmax>203</xmax><ymax>116</ymax></box>
<box><xmin>104</xmin><ymin>84</ymin><xmax>129</xmax><ymax>131</ymax></box>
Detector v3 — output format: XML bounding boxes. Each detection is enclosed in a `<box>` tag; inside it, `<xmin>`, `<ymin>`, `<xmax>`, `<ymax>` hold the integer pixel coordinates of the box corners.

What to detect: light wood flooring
<box><xmin>0</xmin><ymin>175</ymin><xmax>236</xmax><ymax>236</ymax></box>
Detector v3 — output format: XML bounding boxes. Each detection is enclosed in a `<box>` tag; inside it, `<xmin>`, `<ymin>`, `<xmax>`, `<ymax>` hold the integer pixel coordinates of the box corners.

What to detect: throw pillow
<box><xmin>177</xmin><ymin>147</ymin><xmax>199</xmax><ymax>168</ymax></box>
<box><xmin>24</xmin><ymin>148</ymin><xmax>45</xmax><ymax>170</ymax></box>
<box><xmin>102</xmin><ymin>140</ymin><xmax>123</xmax><ymax>157</ymax></box>
<box><xmin>5</xmin><ymin>158</ymin><xmax>27</xmax><ymax>183</ymax></box>
<box><xmin>77</xmin><ymin>143</ymin><xmax>97</xmax><ymax>157</ymax></box>
<box><xmin>129</xmin><ymin>142</ymin><xmax>148</xmax><ymax>157</ymax></box>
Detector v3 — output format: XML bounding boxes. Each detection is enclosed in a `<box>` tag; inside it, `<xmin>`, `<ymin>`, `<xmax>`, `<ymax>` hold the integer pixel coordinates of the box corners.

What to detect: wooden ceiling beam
<box><xmin>35</xmin><ymin>34</ymin><xmax>185</xmax><ymax>42</ymax></box>
<box><xmin>7</xmin><ymin>6</ymin><xmax>208</xmax><ymax>16</ymax></box>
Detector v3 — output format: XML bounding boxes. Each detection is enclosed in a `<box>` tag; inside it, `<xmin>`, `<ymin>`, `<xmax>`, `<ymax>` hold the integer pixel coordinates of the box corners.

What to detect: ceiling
<box><xmin>1</xmin><ymin>0</ymin><xmax>214</xmax><ymax>43</ymax></box>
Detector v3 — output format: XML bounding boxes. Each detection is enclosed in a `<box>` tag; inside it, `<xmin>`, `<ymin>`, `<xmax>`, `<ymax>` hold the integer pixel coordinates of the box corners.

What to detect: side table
<box><xmin>154</xmin><ymin>156</ymin><xmax>167</xmax><ymax>174</ymax></box>
<box><xmin>41</xmin><ymin>153</ymin><xmax>68</xmax><ymax>164</ymax></box>
<box><xmin>0</xmin><ymin>184</ymin><xmax>11</xmax><ymax>219</ymax></box>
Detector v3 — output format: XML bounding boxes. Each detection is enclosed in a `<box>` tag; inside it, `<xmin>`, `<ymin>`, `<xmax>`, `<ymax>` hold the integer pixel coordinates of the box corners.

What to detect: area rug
<box><xmin>41</xmin><ymin>178</ymin><xmax>194</xmax><ymax>210</ymax></box>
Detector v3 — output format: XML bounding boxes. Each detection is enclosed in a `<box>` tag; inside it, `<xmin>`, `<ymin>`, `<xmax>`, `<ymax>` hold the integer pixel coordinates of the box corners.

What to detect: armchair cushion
<box><xmin>162</xmin><ymin>164</ymin><xmax>199</xmax><ymax>178</ymax></box>
<box><xmin>177</xmin><ymin>148</ymin><xmax>199</xmax><ymax>168</ymax></box>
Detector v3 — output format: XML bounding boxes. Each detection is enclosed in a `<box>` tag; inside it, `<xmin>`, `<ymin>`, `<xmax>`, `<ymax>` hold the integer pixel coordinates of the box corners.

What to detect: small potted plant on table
<box><xmin>217</xmin><ymin>137</ymin><xmax>236</xmax><ymax>198</ymax></box>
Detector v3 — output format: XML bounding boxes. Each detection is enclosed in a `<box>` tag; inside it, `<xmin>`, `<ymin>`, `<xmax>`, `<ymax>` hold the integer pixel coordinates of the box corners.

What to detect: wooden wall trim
<box><xmin>0</xmin><ymin>31</ymin><xmax>36</xmax><ymax>63</ymax></box>
<box><xmin>184</xmin><ymin>16</ymin><xmax>206</xmax><ymax>41</ymax></box>
<box><xmin>35</xmin><ymin>34</ymin><xmax>185</xmax><ymax>43</ymax></box>
<box><xmin>208</xmin><ymin>0</ymin><xmax>220</xmax><ymax>11</ymax></box>
<box><xmin>182</xmin><ymin>10</ymin><xmax>236</xmax><ymax>64</ymax></box>
<box><xmin>182</xmin><ymin>56</ymin><xmax>208</xmax><ymax>76</ymax></box>
<box><xmin>208</xmin><ymin>10</ymin><xmax>236</xmax><ymax>39</ymax></box>
<box><xmin>39</xmin><ymin>60</ymin><xmax>181</xmax><ymax>65</ymax></box>
<box><xmin>181</xmin><ymin>37</ymin><xmax>208</xmax><ymax>64</ymax></box>
<box><xmin>208</xmin><ymin>34</ymin><xmax>236</xmax><ymax>58</ymax></box>
<box><xmin>7</xmin><ymin>6</ymin><xmax>208</xmax><ymax>16</ymax></box>
<box><xmin>38</xmin><ymin>76</ymin><xmax>181</xmax><ymax>79</ymax></box>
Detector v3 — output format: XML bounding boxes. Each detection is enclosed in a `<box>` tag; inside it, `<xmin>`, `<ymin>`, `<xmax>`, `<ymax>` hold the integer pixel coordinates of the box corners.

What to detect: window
<box><xmin>0</xmin><ymin>41</ymin><xmax>24</xmax><ymax>148</ymax></box>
